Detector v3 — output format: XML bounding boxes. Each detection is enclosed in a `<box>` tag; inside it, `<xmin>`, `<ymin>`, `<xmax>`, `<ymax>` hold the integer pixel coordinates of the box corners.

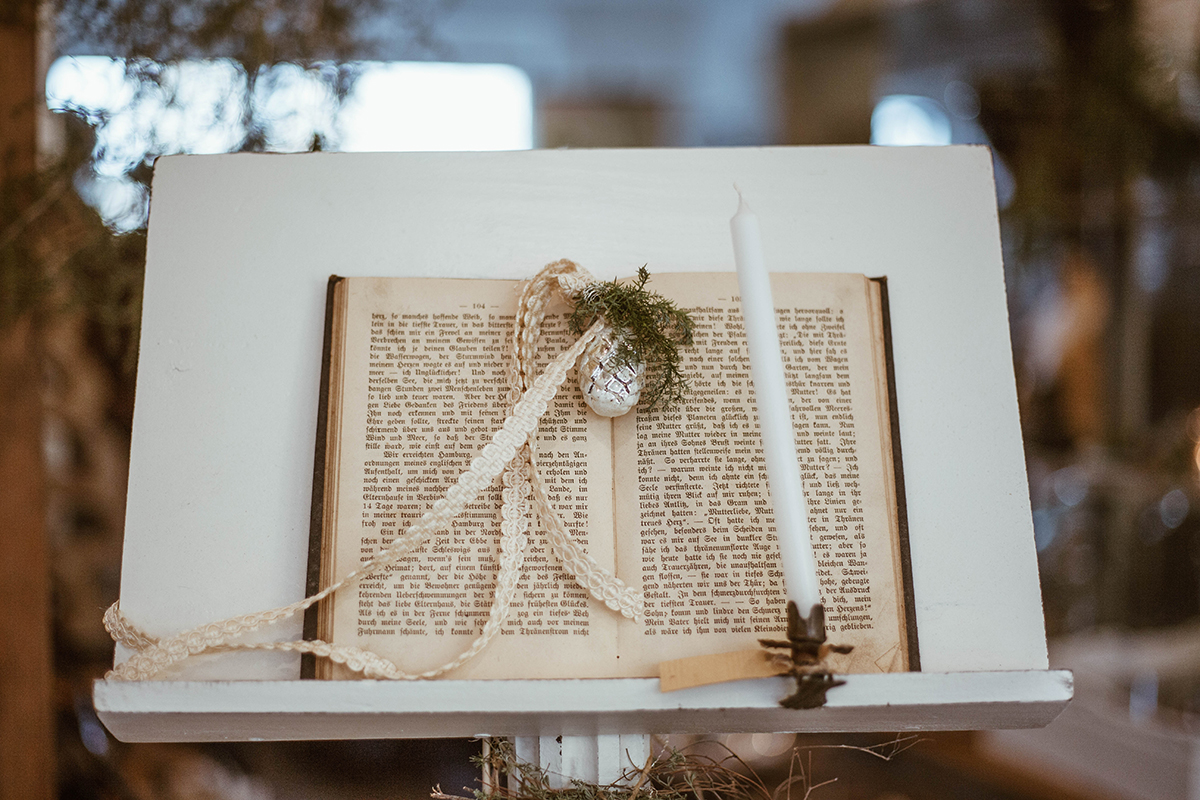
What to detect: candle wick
<box><xmin>733</xmin><ymin>184</ymin><xmax>752</xmax><ymax>215</ymax></box>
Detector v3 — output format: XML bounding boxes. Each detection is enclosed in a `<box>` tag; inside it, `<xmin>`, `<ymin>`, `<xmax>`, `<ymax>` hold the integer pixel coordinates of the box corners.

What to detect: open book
<box><xmin>307</xmin><ymin>271</ymin><xmax>917</xmax><ymax>680</ymax></box>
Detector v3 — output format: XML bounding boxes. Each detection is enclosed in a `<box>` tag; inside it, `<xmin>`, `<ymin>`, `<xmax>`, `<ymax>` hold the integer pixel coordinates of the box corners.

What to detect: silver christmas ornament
<box><xmin>579</xmin><ymin>330</ymin><xmax>645</xmax><ymax>417</ymax></box>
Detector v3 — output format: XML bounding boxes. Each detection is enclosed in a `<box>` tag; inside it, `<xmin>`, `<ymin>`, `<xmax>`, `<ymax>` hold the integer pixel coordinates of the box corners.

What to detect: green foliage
<box><xmin>979</xmin><ymin>0</ymin><xmax>1200</xmax><ymax>257</ymax></box>
<box><xmin>66</xmin><ymin>225</ymin><xmax>146</xmax><ymax>375</ymax></box>
<box><xmin>55</xmin><ymin>0</ymin><xmax>384</xmax><ymax>66</ymax></box>
<box><xmin>0</xmin><ymin>163</ymin><xmax>146</xmax><ymax>374</ymax></box>
<box><xmin>568</xmin><ymin>266</ymin><xmax>694</xmax><ymax>413</ymax></box>
<box><xmin>0</xmin><ymin>231</ymin><xmax>50</xmax><ymax>333</ymax></box>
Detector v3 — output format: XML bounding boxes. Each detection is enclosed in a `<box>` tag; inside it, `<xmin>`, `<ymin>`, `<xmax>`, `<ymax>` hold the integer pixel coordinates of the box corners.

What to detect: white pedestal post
<box><xmin>510</xmin><ymin>734</ymin><xmax>651</xmax><ymax>786</ymax></box>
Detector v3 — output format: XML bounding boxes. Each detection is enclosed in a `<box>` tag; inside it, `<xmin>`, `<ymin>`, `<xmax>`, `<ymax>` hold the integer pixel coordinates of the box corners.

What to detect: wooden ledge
<box><xmin>95</xmin><ymin>669</ymin><xmax>1073</xmax><ymax>742</ymax></box>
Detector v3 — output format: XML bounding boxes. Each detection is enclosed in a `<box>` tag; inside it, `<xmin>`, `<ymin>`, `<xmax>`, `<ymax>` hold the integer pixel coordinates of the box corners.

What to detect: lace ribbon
<box><xmin>105</xmin><ymin>259</ymin><xmax>643</xmax><ymax>681</ymax></box>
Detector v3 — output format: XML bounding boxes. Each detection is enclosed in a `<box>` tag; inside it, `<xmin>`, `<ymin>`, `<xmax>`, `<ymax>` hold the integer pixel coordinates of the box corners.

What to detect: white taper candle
<box><xmin>730</xmin><ymin>187</ymin><xmax>822</xmax><ymax>620</ymax></box>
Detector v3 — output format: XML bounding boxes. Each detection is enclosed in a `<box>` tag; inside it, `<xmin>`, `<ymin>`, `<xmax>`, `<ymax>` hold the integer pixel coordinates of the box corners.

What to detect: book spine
<box><xmin>301</xmin><ymin>275</ymin><xmax>344</xmax><ymax>679</ymax></box>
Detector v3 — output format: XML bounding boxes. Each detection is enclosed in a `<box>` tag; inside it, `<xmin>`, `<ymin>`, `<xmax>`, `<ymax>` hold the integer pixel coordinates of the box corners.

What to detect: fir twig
<box><xmin>568</xmin><ymin>265</ymin><xmax>694</xmax><ymax>412</ymax></box>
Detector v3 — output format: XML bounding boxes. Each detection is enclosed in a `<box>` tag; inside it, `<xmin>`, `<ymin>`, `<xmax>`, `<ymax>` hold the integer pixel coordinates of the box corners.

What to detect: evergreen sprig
<box><xmin>568</xmin><ymin>266</ymin><xmax>694</xmax><ymax>412</ymax></box>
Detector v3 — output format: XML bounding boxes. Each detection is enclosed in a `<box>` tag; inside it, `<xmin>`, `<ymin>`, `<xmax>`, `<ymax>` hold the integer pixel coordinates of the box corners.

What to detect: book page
<box><xmin>613</xmin><ymin>272</ymin><xmax>909</xmax><ymax>675</ymax></box>
<box><xmin>323</xmin><ymin>272</ymin><xmax>910</xmax><ymax>680</ymax></box>
<box><xmin>326</xmin><ymin>277</ymin><xmax>622</xmax><ymax>679</ymax></box>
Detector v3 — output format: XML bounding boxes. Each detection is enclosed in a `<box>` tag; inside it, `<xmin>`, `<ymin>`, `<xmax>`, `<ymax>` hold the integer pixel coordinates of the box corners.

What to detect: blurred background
<box><xmin>3</xmin><ymin>0</ymin><xmax>1200</xmax><ymax>798</ymax></box>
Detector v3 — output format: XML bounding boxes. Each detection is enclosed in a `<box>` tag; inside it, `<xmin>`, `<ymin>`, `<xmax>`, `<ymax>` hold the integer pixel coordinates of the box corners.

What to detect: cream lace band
<box><xmin>105</xmin><ymin>260</ymin><xmax>644</xmax><ymax>681</ymax></box>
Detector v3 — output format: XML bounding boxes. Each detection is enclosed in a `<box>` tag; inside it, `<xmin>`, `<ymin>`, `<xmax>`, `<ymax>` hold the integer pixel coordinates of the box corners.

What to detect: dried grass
<box><xmin>431</xmin><ymin>735</ymin><xmax>925</xmax><ymax>800</ymax></box>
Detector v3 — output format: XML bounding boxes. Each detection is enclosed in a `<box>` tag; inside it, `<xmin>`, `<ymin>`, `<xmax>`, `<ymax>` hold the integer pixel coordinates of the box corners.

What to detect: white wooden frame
<box><xmin>95</xmin><ymin>147</ymin><xmax>1069</xmax><ymax>740</ymax></box>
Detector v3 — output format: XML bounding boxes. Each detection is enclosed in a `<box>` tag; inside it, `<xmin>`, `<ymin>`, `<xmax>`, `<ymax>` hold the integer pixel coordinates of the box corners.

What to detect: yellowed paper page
<box><xmin>613</xmin><ymin>272</ymin><xmax>908</xmax><ymax>676</ymax></box>
<box><xmin>326</xmin><ymin>277</ymin><xmax>620</xmax><ymax>678</ymax></box>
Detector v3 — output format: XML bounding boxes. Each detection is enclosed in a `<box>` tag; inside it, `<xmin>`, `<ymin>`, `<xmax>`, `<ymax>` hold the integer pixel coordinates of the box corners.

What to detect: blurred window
<box><xmin>45</xmin><ymin>57</ymin><xmax>534</xmax><ymax>230</ymax></box>
<box><xmin>870</xmin><ymin>94</ymin><xmax>951</xmax><ymax>146</ymax></box>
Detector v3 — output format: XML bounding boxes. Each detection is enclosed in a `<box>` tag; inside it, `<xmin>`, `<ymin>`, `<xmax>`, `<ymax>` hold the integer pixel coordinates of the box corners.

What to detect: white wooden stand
<box><xmin>95</xmin><ymin>147</ymin><xmax>1069</xmax><ymax>753</ymax></box>
<box><xmin>510</xmin><ymin>735</ymin><xmax>651</xmax><ymax>786</ymax></box>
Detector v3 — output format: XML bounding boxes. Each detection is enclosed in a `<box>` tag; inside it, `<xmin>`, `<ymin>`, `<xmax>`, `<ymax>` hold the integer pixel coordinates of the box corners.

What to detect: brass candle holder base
<box><xmin>758</xmin><ymin>601</ymin><xmax>854</xmax><ymax>709</ymax></box>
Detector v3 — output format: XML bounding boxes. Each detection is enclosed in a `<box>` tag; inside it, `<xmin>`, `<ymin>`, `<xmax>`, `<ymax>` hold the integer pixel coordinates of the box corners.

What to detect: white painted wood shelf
<box><xmin>95</xmin><ymin>671</ymin><xmax>1072</xmax><ymax>742</ymax></box>
<box><xmin>100</xmin><ymin>148</ymin><xmax>1071</xmax><ymax>743</ymax></box>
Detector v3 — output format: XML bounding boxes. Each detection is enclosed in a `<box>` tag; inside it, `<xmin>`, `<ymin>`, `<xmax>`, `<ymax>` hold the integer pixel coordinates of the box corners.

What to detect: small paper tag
<box><xmin>658</xmin><ymin>648</ymin><xmax>788</xmax><ymax>692</ymax></box>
